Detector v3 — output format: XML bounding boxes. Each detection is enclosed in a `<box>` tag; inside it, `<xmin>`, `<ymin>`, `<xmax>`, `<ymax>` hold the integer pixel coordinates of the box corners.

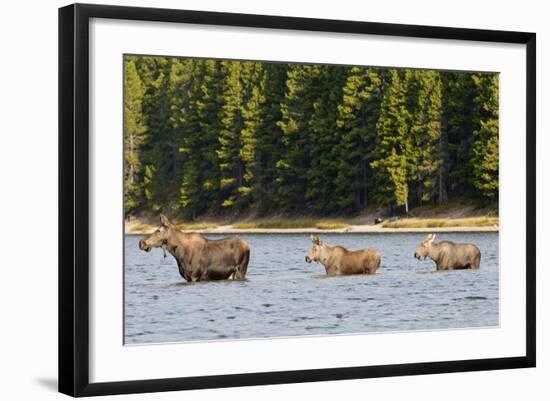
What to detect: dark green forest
<box><xmin>124</xmin><ymin>55</ymin><xmax>499</xmax><ymax>219</ymax></box>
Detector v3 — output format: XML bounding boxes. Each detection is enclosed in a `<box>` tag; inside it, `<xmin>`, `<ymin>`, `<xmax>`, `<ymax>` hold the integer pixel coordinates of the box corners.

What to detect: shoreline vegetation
<box><xmin>126</xmin><ymin>205</ymin><xmax>498</xmax><ymax>234</ymax></box>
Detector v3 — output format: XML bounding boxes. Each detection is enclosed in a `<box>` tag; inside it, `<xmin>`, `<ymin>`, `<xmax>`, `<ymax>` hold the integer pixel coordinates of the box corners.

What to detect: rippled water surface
<box><xmin>124</xmin><ymin>233</ymin><xmax>499</xmax><ymax>344</ymax></box>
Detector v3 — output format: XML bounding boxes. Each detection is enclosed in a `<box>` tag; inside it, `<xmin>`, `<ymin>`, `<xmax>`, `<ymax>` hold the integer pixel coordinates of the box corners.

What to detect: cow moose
<box><xmin>139</xmin><ymin>215</ymin><xmax>250</xmax><ymax>282</ymax></box>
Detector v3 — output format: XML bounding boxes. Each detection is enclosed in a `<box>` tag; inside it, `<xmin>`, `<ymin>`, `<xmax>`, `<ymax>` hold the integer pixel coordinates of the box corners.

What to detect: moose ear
<box><xmin>160</xmin><ymin>214</ymin><xmax>172</xmax><ymax>227</ymax></box>
<box><xmin>427</xmin><ymin>233</ymin><xmax>436</xmax><ymax>243</ymax></box>
<box><xmin>310</xmin><ymin>235</ymin><xmax>321</xmax><ymax>245</ymax></box>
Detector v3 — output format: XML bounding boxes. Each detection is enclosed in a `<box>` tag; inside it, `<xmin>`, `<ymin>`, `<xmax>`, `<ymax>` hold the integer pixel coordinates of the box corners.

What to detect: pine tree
<box><xmin>441</xmin><ymin>72</ymin><xmax>476</xmax><ymax>197</ymax></box>
<box><xmin>370</xmin><ymin>69</ymin><xmax>411</xmax><ymax>213</ymax></box>
<box><xmin>471</xmin><ymin>73</ymin><xmax>499</xmax><ymax>199</ymax></box>
<box><xmin>276</xmin><ymin>65</ymin><xmax>320</xmax><ymax>211</ymax></box>
<box><xmin>253</xmin><ymin>63</ymin><xmax>288</xmax><ymax>213</ymax></box>
<box><xmin>409</xmin><ymin>70</ymin><xmax>444</xmax><ymax>205</ymax></box>
<box><xmin>335</xmin><ymin>67</ymin><xmax>383</xmax><ymax>212</ymax></box>
<box><xmin>168</xmin><ymin>58</ymin><xmax>198</xmax><ymax>218</ymax></box>
<box><xmin>123</xmin><ymin>58</ymin><xmax>147</xmax><ymax>215</ymax></box>
<box><xmin>217</xmin><ymin>61</ymin><xmax>261</xmax><ymax>210</ymax></box>
<box><xmin>134</xmin><ymin>56</ymin><xmax>173</xmax><ymax>212</ymax></box>
<box><xmin>305</xmin><ymin>66</ymin><xmax>347</xmax><ymax>213</ymax></box>
<box><xmin>240</xmin><ymin>63</ymin><xmax>267</xmax><ymax>210</ymax></box>
<box><xmin>178</xmin><ymin>59</ymin><xmax>224</xmax><ymax>219</ymax></box>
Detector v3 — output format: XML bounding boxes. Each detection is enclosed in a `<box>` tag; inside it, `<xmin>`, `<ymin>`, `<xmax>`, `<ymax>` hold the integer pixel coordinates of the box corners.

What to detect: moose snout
<box><xmin>139</xmin><ymin>240</ymin><xmax>150</xmax><ymax>252</ymax></box>
<box><xmin>305</xmin><ymin>256</ymin><xmax>311</xmax><ymax>263</ymax></box>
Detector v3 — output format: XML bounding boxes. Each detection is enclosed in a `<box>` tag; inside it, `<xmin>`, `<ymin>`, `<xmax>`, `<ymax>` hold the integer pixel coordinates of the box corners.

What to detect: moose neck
<box><xmin>164</xmin><ymin>230</ymin><xmax>194</xmax><ymax>279</ymax></box>
<box><xmin>318</xmin><ymin>245</ymin><xmax>336</xmax><ymax>274</ymax></box>
<box><xmin>428</xmin><ymin>242</ymin><xmax>442</xmax><ymax>261</ymax></box>
<box><xmin>162</xmin><ymin>228</ymin><xmax>183</xmax><ymax>258</ymax></box>
<box><xmin>166</xmin><ymin>230</ymin><xmax>205</xmax><ymax>259</ymax></box>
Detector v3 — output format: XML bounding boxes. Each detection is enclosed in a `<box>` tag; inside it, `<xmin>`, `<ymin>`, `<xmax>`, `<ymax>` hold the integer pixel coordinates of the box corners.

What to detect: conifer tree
<box><xmin>409</xmin><ymin>70</ymin><xmax>444</xmax><ymax>205</ymax></box>
<box><xmin>123</xmin><ymin>58</ymin><xmax>147</xmax><ymax>214</ymax></box>
<box><xmin>240</xmin><ymin>63</ymin><xmax>266</xmax><ymax>210</ymax></box>
<box><xmin>441</xmin><ymin>72</ymin><xmax>476</xmax><ymax>196</ymax></box>
<box><xmin>305</xmin><ymin>66</ymin><xmax>347</xmax><ymax>213</ymax></box>
<box><xmin>136</xmin><ymin>56</ymin><xmax>173</xmax><ymax>212</ymax></box>
<box><xmin>276</xmin><ymin>65</ymin><xmax>320</xmax><ymax>211</ymax></box>
<box><xmin>335</xmin><ymin>67</ymin><xmax>383</xmax><ymax>211</ymax></box>
<box><xmin>253</xmin><ymin>63</ymin><xmax>288</xmax><ymax>213</ymax></box>
<box><xmin>370</xmin><ymin>69</ymin><xmax>411</xmax><ymax>213</ymax></box>
<box><xmin>471</xmin><ymin>73</ymin><xmax>499</xmax><ymax>199</ymax></box>
<box><xmin>178</xmin><ymin>59</ymin><xmax>223</xmax><ymax>218</ymax></box>
<box><xmin>217</xmin><ymin>61</ymin><xmax>261</xmax><ymax>210</ymax></box>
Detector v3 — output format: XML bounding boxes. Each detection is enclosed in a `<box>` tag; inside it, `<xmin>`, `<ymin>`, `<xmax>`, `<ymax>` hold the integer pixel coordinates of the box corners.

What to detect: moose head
<box><xmin>138</xmin><ymin>214</ymin><xmax>176</xmax><ymax>252</ymax></box>
<box><xmin>414</xmin><ymin>233</ymin><xmax>436</xmax><ymax>260</ymax></box>
<box><xmin>305</xmin><ymin>235</ymin><xmax>325</xmax><ymax>263</ymax></box>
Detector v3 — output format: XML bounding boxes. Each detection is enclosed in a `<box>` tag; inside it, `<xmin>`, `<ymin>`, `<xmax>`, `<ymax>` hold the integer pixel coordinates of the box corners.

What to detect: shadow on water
<box><xmin>174</xmin><ymin>278</ymin><xmax>250</xmax><ymax>287</ymax></box>
<box><xmin>416</xmin><ymin>269</ymin><xmax>482</xmax><ymax>275</ymax></box>
<box><xmin>311</xmin><ymin>274</ymin><xmax>331</xmax><ymax>279</ymax></box>
<box><xmin>310</xmin><ymin>273</ymin><xmax>380</xmax><ymax>279</ymax></box>
<box><xmin>416</xmin><ymin>269</ymin><xmax>443</xmax><ymax>274</ymax></box>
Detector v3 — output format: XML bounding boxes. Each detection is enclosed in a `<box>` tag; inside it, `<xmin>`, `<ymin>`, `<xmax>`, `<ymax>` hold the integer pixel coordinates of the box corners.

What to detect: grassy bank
<box><xmin>233</xmin><ymin>219</ymin><xmax>348</xmax><ymax>230</ymax></box>
<box><xmin>129</xmin><ymin>222</ymin><xmax>219</xmax><ymax>233</ymax></box>
<box><xmin>177</xmin><ymin>222</ymin><xmax>218</xmax><ymax>230</ymax></box>
<box><xmin>382</xmin><ymin>217</ymin><xmax>498</xmax><ymax>229</ymax></box>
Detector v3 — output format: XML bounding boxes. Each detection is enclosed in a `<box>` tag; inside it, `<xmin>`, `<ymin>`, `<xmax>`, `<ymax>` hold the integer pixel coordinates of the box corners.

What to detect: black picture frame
<box><xmin>59</xmin><ymin>3</ymin><xmax>536</xmax><ymax>397</ymax></box>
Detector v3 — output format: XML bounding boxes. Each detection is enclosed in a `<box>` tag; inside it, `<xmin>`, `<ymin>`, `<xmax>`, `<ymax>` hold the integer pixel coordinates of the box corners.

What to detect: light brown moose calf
<box><xmin>414</xmin><ymin>233</ymin><xmax>481</xmax><ymax>271</ymax></box>
<box><xmin>305</xmin><ymin>235</ymin><xmax>381</xmax><ymax>276</ymax></box>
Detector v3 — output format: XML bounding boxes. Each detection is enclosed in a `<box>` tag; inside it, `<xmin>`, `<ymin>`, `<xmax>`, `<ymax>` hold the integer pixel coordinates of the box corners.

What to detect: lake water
<box><xmin>124</xmin><ymin>232</ymin><xmax>499</xmax><ymax>344</ymax></box>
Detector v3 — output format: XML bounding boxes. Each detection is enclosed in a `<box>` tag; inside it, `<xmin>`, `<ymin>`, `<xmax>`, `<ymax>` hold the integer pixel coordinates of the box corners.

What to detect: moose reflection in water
<box><xmin>414</xmin><ymin>233</ymin><xmax>481</xmax><ymax>271</ymax></box>
<box><xmin>138</xmin><ymin>215</ymin><xmax>250</xmax><ymax>282</ymax></box>
<box><xmin>305</xmin><ymin>235</ymin><xmax>381</xmax><ymax>276</ymax></box>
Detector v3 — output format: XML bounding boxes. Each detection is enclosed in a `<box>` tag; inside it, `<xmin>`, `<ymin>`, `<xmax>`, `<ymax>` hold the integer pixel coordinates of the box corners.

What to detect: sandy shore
<box><xmin>126</xmin><ymin>224</ymin><xmax>498</xmax><ymax>235</ymax></box>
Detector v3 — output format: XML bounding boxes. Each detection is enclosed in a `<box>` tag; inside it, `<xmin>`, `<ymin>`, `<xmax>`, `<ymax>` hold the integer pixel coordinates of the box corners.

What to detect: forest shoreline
<box><xmin>126</xmin><ymin>225</ymin><xmax>498</xmax><ymax>235</ymax></box>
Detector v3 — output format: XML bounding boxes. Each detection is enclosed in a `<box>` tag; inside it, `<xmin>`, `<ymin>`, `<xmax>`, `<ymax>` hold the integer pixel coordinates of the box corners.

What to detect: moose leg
<box><xmin>362</xmin><ymin>263</ymin><xmax>369</xmax><ymax>275</ymax></box>
<box><xmin>472</xmin><ymin>253</ymin><xmax>481</xmax><ymax>269</ymax></box>
<box><xmin>234</xmin><ymin>249</ymin><xmax>250</xmax><ymax>280</ymax></box>
<box><xmin>191</xmin><ymin>266</ymin><xmax>204</xmax><ymax>282</ymax></box>
<box><xmin>234</xmin><ymin>269</ymin><xmax>245</xmax><ymax>281</ymax></box>
<box><xmin>176</xmin><ymin>260</ymin><xmax>192</xmax><ymax>282</ymax></box>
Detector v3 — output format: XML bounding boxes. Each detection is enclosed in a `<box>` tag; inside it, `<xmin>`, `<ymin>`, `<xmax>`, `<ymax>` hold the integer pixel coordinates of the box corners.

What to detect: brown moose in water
<box><xmin>414</xmin><ymin>233</ymin><xmax>481</xmax><ymax>271</ymax></box>
<box><xmin>139</xmin><ymin>215</ymin><xmax>250</xmax><ymax>282</ymax></box>
<box><xmin>305</xmin><ymin>235</ymin><xmax>381</xmax><ymax>276</ymax></box>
